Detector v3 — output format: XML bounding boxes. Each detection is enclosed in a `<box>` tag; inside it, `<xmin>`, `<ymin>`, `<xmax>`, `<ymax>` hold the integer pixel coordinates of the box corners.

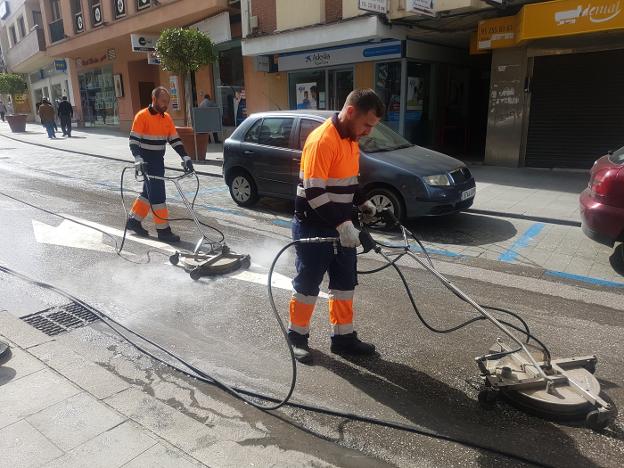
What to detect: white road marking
<box><xmin>32</xmin><ymin>219</ymin><xmax>115</xmax><ymax>253</ymax></box>
<box><xmin>228</xmin><ymin>264</ymin><xmax>329</xmax><ymax>298</ymax></box>
<box><xmin>58</xmin><ymin>214</ymin><xmax>326</xmax><ymax>296</ymax></box>
<box><xmin>61</xmin><ymin>214</ymin><xmax>177</xmax><ymax>253</ymax></box>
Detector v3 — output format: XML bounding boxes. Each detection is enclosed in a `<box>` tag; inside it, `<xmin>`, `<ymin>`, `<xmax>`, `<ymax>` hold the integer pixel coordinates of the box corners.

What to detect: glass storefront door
<box><xmin>328</xmin><ymin>68</ymin><xmax>354</xmax><ymax>111</ymax></box>
<box><xmin>78</xmin><ymin>65</ymin><xmax>119</xmax><ymax>126</ymax></box>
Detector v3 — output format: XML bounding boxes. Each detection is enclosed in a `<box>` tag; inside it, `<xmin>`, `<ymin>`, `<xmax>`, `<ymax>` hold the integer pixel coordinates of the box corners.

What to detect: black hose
<box><xmin>0</xmin><ymin>264</ymin><xmax>551</xmax><ymax>468</ymax></box>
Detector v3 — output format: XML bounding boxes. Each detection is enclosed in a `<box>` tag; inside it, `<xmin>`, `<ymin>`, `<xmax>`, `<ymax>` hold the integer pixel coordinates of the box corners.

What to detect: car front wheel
<box><xmin>365</xmin><ymin>187</ymin><xmax>404</xmax><ymax>222</ymax></box>
<box><xmin>228</xmin><ymin>171</ymin><xmax>259</xmax><ymax>207</ymax></box>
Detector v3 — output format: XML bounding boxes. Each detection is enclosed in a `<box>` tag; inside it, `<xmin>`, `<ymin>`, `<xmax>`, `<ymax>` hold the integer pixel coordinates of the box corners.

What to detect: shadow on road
<box><xmin>315</xmin><ymin>351</ymin><xmax>600</xmax><ymax>467</ymax></box>
<box><xmin>404</xmin><ymin>212</ymin><xmax>518</xmax><ymax>247</ymax></box>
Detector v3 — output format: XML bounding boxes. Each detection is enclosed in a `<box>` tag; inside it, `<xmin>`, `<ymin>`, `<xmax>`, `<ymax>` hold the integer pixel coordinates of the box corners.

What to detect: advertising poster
<box><xmin>296</xmin><ymin>82</ymin><xmax>318</xmax><ymax>109</ymax></box>
<box><xmin>406</xmin><ymin>76</ymin><xmax>424</xmax><ymax>122</ymax></box>
<box><xmin>169</xmin><ymin>76</ymin><xmax>179</xmax><ymax>111</ymax></box>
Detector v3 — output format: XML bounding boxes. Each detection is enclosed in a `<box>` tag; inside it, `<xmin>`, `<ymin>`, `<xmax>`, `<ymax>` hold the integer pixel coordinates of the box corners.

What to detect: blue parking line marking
<box><xmin>545</xmin><ymin>270</ymin><xmax>624</xmax><ymax>288</ymax></box>
<box><xmin>272</xmin><ymin>219</ymin><xmax>292</xmax><ymax>228</ymax></box>
<box><xmin>498</xmin><ymin>223</ymin><xmax>545</xmax><ymax>262</ymax></box>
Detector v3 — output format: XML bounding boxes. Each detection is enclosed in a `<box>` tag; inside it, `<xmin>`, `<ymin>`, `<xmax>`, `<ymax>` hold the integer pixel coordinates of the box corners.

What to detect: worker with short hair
<box><xmin>288</xmin><ymin>88</ymin><xmax>385</xmax><ymax>363</ymax></box>
<box><xmin>126</xmin><ymin>86</ymin><xmax>194</xmax><ymax>243</ymax></box>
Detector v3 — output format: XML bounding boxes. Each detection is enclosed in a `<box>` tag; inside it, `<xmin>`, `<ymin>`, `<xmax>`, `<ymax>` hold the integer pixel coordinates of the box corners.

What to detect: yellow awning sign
<box><xmin>518</xmin><ymin>0</ymin><xmax>624</xmax><ymax>41</ymax></box>
<box><xmin>477</xmin><ymin>16</ymin><xmax>517</xmax><ymax>50</ymax></box>
<box><xmin>475</xmin><ymin>0</ymin><xmax>624</xmax><ymax>50</ymax></box>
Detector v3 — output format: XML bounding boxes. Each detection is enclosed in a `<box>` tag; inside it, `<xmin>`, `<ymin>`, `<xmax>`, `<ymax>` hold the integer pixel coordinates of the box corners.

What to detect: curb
<box><xmin>467</xmin><ymin>208</ymin><xmax>581</xmax><ymax>227</ymax></box>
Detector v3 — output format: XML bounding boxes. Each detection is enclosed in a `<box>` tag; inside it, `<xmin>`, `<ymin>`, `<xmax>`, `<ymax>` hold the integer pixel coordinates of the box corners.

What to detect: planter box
<box><xmin>176</xmin><ymin>126</ymin><xmax>209</xmax><ymax>161</ymax></box>
<box><xmin>6</xmin><ymin>114</ymin><xmax>27</xmax><ymax>133</ymax></box>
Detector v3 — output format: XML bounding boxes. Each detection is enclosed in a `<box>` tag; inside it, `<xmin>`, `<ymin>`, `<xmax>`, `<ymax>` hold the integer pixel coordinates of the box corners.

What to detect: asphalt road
<box><xmin>1</xmin><ymin>140</ymin><xmax>623</xmax><ymax>467</ymax></box>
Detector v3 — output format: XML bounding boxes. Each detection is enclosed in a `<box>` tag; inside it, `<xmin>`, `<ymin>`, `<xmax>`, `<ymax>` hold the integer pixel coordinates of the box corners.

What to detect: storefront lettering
<box><xmin>305</xmin><ymin>52</ymin><xmax>331</xmax><ymax>66</ymax></box>
<box><xmin>555</xmin><ymin>2</ymin><xmax>621</xmax><ymax>25</ymax></box>
<box><xmin>77</xmin><ymin>54</ymin><xmax>109</xmax><ymax>68</ymax></box>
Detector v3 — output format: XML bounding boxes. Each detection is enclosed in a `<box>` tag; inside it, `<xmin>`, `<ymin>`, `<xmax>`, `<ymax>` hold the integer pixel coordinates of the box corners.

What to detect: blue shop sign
<box><xmin>54</xmin><ymin>59</ymin><xmax>67</xmax><ymax>72</ymax></box>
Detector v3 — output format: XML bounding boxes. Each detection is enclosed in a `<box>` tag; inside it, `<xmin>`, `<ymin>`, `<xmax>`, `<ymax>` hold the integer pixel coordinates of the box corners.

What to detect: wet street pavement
<box><xmin>1</xmin><ymin>138</ymin><xmax>624</xmax><ymax>467</ymax></box>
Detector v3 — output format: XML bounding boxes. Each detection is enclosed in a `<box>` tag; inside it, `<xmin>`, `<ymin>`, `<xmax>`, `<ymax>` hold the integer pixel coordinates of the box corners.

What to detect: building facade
<box><xmin>36</xmin><ymin>0</ymin><xmax>245</xmax><ymax>132</ymax></box>
<box><xmin>241</xmin><ymin>0</ymin><xmax>494</xmax><ymax>157</ymax></box>
<box><xmin>478</xmin><ymin>0</ymin><xmax>624</xmax><ymax>168</ymax></box>
<box><xmin>0</xmin><ymin>0</ymin><xmax>74</xmax><ymax>118</ymax></box>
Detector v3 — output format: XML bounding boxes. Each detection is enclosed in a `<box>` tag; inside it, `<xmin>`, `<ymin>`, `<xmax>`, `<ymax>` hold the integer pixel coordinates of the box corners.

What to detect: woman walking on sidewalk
<box><xmin>0</xmin><ymin>101</ymin><xmax>7</xmax><ymax>122</ymax></box>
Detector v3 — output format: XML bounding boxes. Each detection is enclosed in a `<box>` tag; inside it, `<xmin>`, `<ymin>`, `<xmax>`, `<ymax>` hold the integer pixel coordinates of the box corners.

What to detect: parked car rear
<box><xmin>579</xmin><ymin>146</ymin><xmax>624</xmax><ymax>248</ymax></box>
<box><xmin>222</xmin><ymin>111</ymin><xmax>476</xmax><ymax>220</ymax></box>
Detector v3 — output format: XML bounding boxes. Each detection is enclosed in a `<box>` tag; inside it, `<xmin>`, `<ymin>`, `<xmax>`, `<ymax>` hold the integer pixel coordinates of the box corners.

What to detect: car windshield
<box><xmin>608</xmin><ymin>146</ymin><xmax>624</xmax><ymax>164</ymax></box>
<box><xmin>359</xmin><ymin>122</ymin><xmax>413</xmax><ymax>153</ymax></box>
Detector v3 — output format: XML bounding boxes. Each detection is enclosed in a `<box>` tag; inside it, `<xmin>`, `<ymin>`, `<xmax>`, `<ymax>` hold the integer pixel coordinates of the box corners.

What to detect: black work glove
<box><xmin>182</xmin><ymin>156</ymin><xmax>194</xmax><ymax>173</ymax></box>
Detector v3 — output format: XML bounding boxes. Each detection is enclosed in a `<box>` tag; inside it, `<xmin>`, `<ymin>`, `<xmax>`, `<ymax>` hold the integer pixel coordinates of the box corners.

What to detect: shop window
<box><xmin>289</xmin><ymin>70</ymin><xmax>325</xmax><ymax>110</ymax></box>
<box><xmin>298</xmin><ymin>119</ymin><xmax>322</xmax><ymax>149</ymax></box>
<box><xmin>405</xmin><ymin>62</ymin><xmax>431</xmax><ymax>146</ymax></box>
<box><xmin>375</xmin><ymin>62</ymin><xmax>401</xmax><ymax>133</ymax></box>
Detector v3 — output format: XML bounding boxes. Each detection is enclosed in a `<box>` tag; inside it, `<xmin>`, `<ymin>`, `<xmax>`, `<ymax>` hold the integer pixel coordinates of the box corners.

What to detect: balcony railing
<box><xmin>91</xmin><ymin>3</ymin><xmax>103</xmax><ymax>27</ymax></box>
<box><xmin>49</xmin><ymin>18</ymin><xmax>65</xmax><ymax>43</ymax></box>
<box><xmin>6</xmin><ymin>27</ymin><xmax>46</xmax><ymax>70</ymax></box>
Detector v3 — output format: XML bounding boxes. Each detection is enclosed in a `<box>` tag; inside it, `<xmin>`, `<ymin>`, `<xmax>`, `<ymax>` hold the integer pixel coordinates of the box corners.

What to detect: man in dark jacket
<box><xmin>58</xmin><ymin>96</ymin><xmax>73</xmax><ymax>137</ymax></box>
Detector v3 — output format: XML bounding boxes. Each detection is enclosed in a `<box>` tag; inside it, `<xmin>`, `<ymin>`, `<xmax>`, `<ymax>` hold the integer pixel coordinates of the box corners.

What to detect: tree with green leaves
<box><xmin>0</xmin><ymin>73</ymin><xmax>27</xmax><ymax>114</ymax></box>
<box><xmin>156</xmin><ymin>27</ymin><xmax>216</xmax><ymax>126</ymax></box>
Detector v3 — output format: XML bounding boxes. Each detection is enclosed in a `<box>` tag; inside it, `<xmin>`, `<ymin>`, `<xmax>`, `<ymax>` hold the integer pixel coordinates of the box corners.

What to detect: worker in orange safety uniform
<box><xmin>288</xmin><ymin>89</ymin><xmax>385</xmax><ymax>364</ymax></box>
<box><xmin>125</xmin><ymin>86</ymin><xmax>194</xmax><ymax>243</ymax></box>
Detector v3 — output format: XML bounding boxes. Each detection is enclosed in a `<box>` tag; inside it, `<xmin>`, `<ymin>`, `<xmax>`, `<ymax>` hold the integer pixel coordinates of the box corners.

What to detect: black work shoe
<box><xmin>288</xmin><ymin>331</ymin><xmax>313</xmax><ymax>364</ymax></box>
<box><xmin>330</xmin><ymin>332</ymin><xmax>376</xmax><ymax>356</ymax></box>
<box><xmin>157</xmin><ymin>227</ymin><xmax>181</xmax><ymax>243</ymax></box>
<box><xmin>126</xmin><ymin>217</ymin><xmax>149</xmax><ymax>237</ymax></box>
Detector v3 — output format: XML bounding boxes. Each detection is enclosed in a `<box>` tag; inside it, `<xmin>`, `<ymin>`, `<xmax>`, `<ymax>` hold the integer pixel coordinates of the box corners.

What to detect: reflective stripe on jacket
<box><xmin>129</xmin><ymin>106</ymin><xmax>187</xmax><ymax>160</ymax></box>
<box><xmin>295</xmin><ymin>114</ymin><xmax>364</xmax><ymax>227</ymax></box>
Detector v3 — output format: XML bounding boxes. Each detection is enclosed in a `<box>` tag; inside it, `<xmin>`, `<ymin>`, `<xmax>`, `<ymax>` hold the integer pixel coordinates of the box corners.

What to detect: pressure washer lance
<box><xmin>269</xmin><ymin>209</ymin><xmax>617</xmax><ymax>430</ymax></box>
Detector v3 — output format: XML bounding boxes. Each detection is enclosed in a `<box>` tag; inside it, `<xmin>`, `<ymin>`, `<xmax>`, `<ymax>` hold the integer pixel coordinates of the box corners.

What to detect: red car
<box><xmin>580</xmin><ymin>146</ymin><xmax>624</xmax><ymax>254</ymax></box>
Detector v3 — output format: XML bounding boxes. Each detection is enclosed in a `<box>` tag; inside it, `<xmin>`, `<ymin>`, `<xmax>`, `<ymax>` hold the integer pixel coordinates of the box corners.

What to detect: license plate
<box><xmin>461</xmin><ymin>187</ymin><xmax>476</xmax><ymax>201</ymax></box>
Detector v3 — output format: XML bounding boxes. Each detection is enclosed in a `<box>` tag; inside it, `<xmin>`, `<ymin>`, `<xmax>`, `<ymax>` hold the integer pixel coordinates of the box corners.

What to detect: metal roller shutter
<box><xmin>525</xmin><ymin>49</ymin><xmax>624</xmax><ymax>169</ymax></box>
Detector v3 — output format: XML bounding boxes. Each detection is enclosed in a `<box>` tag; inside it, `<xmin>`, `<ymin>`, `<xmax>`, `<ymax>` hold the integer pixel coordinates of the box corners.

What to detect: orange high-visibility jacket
<box><xmin>295</xmin><ymin>114</ymin><xmax>365</xmax><ymax>227</ymax></box>
<box><xmin>129</xmin><ymin>106</ymin><xmax>187</xmax><ymax>160</ymax></box>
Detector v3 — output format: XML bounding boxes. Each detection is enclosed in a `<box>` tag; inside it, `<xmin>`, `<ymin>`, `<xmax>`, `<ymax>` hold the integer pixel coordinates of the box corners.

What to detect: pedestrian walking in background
<box><xmin>38</xmin><ymin>98</ymin><xmax>57</xmax><ymax>139</ymax></box>
<box><xmin>58</xmin><ymin>96</ymin><xmax>73</xmax><ymax>137</ymax></box>
<box><xmin>198</xmin><ymin>94</ymin><xmax>221</xmax><ymax>143</ymax></box>
<box><xmin>0</xmin><ymin>101</ymin><xmax>7</xmax><ymax>121</ymax></box>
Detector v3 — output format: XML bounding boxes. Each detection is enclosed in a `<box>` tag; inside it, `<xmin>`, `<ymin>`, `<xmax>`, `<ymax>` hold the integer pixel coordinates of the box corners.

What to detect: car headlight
<box><xmin>423</xmin><ymin>174</ymin><xmax>451</xmax><ymax>186</ymax></box>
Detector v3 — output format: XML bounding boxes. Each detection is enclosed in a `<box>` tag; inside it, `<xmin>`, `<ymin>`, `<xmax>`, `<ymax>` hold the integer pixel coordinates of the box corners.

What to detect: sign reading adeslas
<box><xmin>279</xmin><ymin>41</ymin><xmax>402</xmax><ymax>71</ymax></box>
<box><xmin>130</xmin><ymin>34</ymin><xmax>159</xmax><ymax>52</ymax></box>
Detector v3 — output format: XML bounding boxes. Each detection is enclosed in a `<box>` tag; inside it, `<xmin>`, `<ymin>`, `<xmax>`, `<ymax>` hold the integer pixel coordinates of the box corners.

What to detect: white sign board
<box><xmin>131</xmin><ymin>33</ymin><xmax>159</xmax><ymax>52</ymax></box>
<box><xmin>147</xmin><ymin>51</ymin><xmax>160</xmax><ymax>65</ymax></box>
<box><xmin>192</xmin><ymin>11</ymin><xmax>231</xmax><ymax>44</ymax></box>
<box><xmin>279</xmin><ymin>40</ymin><xmax>402</xmax><ymax>72</ymax></box>
<box><xmin>358</xmin><ymin>0</ymin><xmax>388</xmax><ymax>13</ymax></box>
<box><xmin>255</xmin><ymin>55</ymin><xmax>270</xmax><ymax>72</ymax></box>
<box><xmin>406</xmin><ymin>0</ymin><xmax>436</xmax><ymax>17</ymax></box>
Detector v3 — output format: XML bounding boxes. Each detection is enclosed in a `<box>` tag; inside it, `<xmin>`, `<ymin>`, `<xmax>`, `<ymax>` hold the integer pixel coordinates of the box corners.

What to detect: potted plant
<box><xmin>156</xmin><ymin>27</ymin><xmax>216</xmax><ymax>160</ymax></box>
<box><xmin>0</xmin><ymin>73</ymin><xmax>28</xmax><ymax>133</ymax></box>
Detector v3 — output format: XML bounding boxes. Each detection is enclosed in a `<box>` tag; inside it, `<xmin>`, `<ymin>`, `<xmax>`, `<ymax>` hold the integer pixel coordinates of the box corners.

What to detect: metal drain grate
<box><xmin>22</xmin><ymin>302</ymin><xmax>100</xmax><ymax>336</ymax></box>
